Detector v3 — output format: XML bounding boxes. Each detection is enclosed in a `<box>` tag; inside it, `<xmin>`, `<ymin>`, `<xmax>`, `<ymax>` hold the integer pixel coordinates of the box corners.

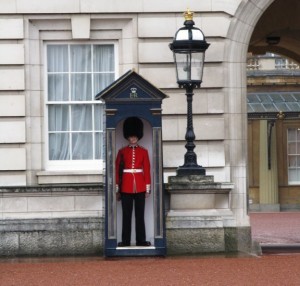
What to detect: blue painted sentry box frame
<box><xmin>96</xmin><ymin>70</ymin><xmax>167</xmax><ymax>257</ymax></box>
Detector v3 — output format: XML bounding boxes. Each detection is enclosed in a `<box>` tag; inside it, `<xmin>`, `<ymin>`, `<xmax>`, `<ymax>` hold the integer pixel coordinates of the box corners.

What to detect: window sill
<box><xmin>36</xmin><ymin>170</ymin><xmax>104</xmax><ymax>185</ymax></box>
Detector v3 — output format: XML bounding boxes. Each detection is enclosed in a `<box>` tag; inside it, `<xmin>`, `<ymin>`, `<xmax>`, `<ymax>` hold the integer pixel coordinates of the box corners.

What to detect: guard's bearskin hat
<box><xmin>123</xmin><ymin>117</ymin><xmax>143</xmax><ymax>140</ymax></box>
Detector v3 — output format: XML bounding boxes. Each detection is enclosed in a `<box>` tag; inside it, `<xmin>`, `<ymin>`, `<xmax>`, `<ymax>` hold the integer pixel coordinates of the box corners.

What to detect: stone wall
<box><xmin>0</xmin><ymin>217</ymin><xmax>103</xmax><ymax>257</ymax></box>
<box><xmin>0</xmin><ymin>185</ymin><xmax>104</xmax><ymax>256</ymax></box>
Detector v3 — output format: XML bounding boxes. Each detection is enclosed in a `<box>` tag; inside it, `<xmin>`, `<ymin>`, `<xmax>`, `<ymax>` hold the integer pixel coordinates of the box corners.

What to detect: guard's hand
<box><xmin>116</xmin><ymin>192</ymin><xmax>121</xmax><ymax>201</ymax></box>
<box><xmin>145</xmin><ymin>192</ymin><xmax>150</xmax><ymax>198</ymax></box>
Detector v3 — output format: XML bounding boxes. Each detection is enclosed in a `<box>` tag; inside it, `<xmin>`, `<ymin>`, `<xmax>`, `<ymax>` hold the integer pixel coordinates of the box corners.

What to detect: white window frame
<box><xmin>44</xmin><ymin>41</ymin><xmax>118</xmax><ymax>171</ymax></box>
<box><xmin>287</xmin><ymin>128</ymin><xmax>300</xmax><ymax>185</ymax></box>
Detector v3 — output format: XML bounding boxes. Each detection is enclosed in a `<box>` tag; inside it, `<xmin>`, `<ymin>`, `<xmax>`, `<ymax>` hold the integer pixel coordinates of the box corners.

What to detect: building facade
<box><xmin>247</xmin><ymin>53</ymin><xmax>300</xmax><ymax>211</ymax></box>
<box><xmin>0</xmin><ymin>0</ymin><xmax>294</xmax><ymax>256</ymax></box>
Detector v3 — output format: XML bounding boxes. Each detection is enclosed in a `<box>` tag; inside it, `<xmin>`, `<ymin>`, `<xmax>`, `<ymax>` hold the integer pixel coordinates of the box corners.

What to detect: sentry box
<box><xmin>96</xmin><ymin>70</ymin><xmax>167</xmax><ymax>257</ymax></box>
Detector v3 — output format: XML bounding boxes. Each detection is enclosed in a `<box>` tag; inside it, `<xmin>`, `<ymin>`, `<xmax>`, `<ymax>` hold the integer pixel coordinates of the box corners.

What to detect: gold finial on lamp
<box><xmin>184</xmin><ymin>9</ymin><xmax>194</xmax><ymax>21</ymax></box>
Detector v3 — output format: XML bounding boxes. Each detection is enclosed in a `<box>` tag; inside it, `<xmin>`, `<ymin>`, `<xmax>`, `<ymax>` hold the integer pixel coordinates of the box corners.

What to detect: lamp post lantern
<box><xmin>169</xmin><ymin>9</ymin><xmax>210</xmax><ymax>176</ymax></box>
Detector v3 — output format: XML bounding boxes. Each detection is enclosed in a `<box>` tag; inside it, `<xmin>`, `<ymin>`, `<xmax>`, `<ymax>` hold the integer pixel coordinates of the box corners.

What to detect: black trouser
<box><xmin>121</xmin><ymin>192</ymin><xmax>146</xmax><ymax>245</ymax></box>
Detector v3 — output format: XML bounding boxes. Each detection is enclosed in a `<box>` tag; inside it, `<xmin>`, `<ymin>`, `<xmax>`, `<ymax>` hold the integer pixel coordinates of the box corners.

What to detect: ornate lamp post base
<box><xmin>177</xmin><ymin>165</ymin><xmax>206</xmax><ymax>176</ymax></box>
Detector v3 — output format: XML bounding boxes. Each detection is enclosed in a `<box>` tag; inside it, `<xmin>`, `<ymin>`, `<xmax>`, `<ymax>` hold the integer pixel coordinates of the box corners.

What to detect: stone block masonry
<box><xmin>0</xmin><ymin>217</ymin><xmax>104</xmax><ymax>257</ymax></box>
<box><xmin>0</xmin><ymin>185</ymin><xmax>104</xmax><ymax>257</ymax></box>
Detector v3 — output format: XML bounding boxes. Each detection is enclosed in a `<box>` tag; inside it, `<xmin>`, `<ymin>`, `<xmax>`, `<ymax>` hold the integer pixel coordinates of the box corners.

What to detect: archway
<box><xmin>223</xmin><ymin>0</ymin><xmax>276</xmax><ymax>222</ymax></box>
<box><xmin>245</xmin><ymin>0</ymin><xmax>300</xmax><ymax>212</ymax></box>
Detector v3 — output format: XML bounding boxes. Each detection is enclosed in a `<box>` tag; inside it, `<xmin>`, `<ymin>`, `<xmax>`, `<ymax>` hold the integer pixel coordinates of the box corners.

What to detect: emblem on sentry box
<box><xmin>130</xmin><ymin>87</ymin><xmax>138</xmax><ymax>98</ymax></box>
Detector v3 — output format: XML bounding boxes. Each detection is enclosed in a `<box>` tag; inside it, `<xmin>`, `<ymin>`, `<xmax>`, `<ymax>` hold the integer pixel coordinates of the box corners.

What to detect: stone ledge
<box><xmin>0</xmin><ymin>184</ymin><xmax>104</xmax><ymax>194</ymax></box>
<box><xmin>167</xmin><ymin>209</ymin><xmax>234</xmax><ymax>217</ymax></box>
<box><xmin>166</xmin><ymin>175</ymin><xmax>234</xmax><ymax>193</ymax></box>
<box><xmin>166</xmin><ymin>215</ymin><xmax>224</xmax><ymax>229</ymax></box>
<box><xmin>167</xmin><ymin>186</ymin><xmax>232</xmax><ymax>194</ymax></box>
<box><xmin>37</xmin><ymin>171</ymin><xmax>104</xmax><ymax>185</ymax></box>
<box><xmin>168</xmin><ymin>175</ymin><xmax>214</xmax><ymax>184</ymax></box>
<box><xmin>0</xmin><ymin>217</ymin><xmax>103</xmax><ymax>232</ymax></box>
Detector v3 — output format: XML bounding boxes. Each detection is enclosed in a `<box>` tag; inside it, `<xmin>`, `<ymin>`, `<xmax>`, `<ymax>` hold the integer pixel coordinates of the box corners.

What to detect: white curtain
<box><xmin>93</xmin><ymin>45</ymin><xmax>115</xmax><ymax>94</ymax></box>
<box><xmin>47</xmin><ymin>44</ymin><xmax>113</xmax><ymax>161</ymax></box>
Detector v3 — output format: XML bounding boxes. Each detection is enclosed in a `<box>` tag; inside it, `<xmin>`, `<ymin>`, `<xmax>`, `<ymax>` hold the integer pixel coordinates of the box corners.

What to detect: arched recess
<box><xmin>222</xmin><ymin>0</ymin><xmax>275</xmax><ymax>222</ymax></box>
<box><xmin>249</xmin><ymin>0</ymin><xmax>300</xmax><ymax>63</ymax></box>
<box><xmin>239</xmin><ymin>0</ymin><xmax>300</xmax><ymax>212</ymax></box>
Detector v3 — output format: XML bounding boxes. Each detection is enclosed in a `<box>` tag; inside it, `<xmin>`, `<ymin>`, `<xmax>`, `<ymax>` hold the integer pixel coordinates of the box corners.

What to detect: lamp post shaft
<box><xmin>177</xmin><ymin>85</ymin><xmax>206</xmax><ymax>176</ymax></box>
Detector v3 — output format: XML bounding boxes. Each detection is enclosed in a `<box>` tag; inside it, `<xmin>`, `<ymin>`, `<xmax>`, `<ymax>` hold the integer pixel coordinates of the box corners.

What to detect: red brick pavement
<box><xmin>250</xmin><ymin>212</ymin><xmax>300</xmax><ymax>244</ymax></box>
<box><xmin>2</xmin><ymin>254</ymin><xmax>300</xmax><ymax>285</ymax></box>
<box><xmin>1</xmin><ymin>212</ymin><xmax>300</xmax><ymax>286</ymax></box>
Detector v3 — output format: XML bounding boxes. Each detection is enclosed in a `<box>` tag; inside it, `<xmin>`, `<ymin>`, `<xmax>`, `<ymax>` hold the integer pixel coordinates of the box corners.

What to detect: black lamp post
<box><xmin>169</xmin><ymin>9</ymin><xmax>210</xmax><ymax>176</ymax></box>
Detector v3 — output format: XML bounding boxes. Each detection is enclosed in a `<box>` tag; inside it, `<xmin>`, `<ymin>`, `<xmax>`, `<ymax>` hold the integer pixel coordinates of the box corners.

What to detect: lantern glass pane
<box><xmin>192</xmin><ymin>29</ymin><xmax>204</xmax><ymax>40</ymax></box>
<box><xmin>176</xmin><ymin>29</ymin><xmax>189</xmax><ymax>41</ymax></box>
<box><xmin>174</xmin><ymin>51</ymin><xmax>205</xmax><ymax>82</ymax></box>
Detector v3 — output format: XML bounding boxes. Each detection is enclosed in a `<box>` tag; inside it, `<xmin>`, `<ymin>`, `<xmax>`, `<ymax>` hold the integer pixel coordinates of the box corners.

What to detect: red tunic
<box><xmin>115</xmin><ymin>145</ymin><xmax>151</xmax><ymax>194</ymax></box>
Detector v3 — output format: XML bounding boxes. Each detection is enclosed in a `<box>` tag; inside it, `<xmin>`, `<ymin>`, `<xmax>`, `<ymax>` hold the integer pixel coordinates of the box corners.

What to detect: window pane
<box><xmin>94</xmin><ymin>45</ymin><xmax>114</xmax><ymax>72</ymax></box>
<box><xmin>94</xmin><ymin>73</ymin><xmax>115</xmax><ymax>94</ymax></box>
<box><xmin>288</xmin><ymin>129</ymin><xmax>296</xmax><ymax>141</ymax></box>
<box><xmin>71</xmin><ymin>74</ymin><xmax>92</xmax><ymax>101</ymax></box>
<box><xmin>297</xmin><ymin>156</ymin><xmax>300</xmax><ymax>167</ymax></box>
<box><xmin>72</xmin><ymin>133</ymin><xmax>93</xmax><ymax>160</ymax></box>
<box><xmin>49</xmin><ymin>133</ymin><xmax>70</xmax><ymax>160</ymax></box>
<box><xmin>289</xmin><ymin>169</ymin><xmax>297</xmax><ymax>182</ymax></box>
<box><xmin>71</xmin><ymin>105</ymin><xmax>92</xmax><ymax>131</ymax></box>
<box><xmin>288</xmin><ymin>155</ymin><xmax>297</xmax><ymax>167</ymax></box>
<box><xmin>288</xmin><ymin>142</ymin><xmax>297</xmax><ymax>154</ymax></box>
<box><xmin>95</xmin><ymin>132</ymin><xmax>104</xmax><ymax>159</ymax></box>
<box><xmin>48</xmin><ymin>74</ymin><xmax>69</xmax><ymax>101</ymax></box>
<box><xmin>70</xmin><ymin>45</ymin><xmax>91</xmax><ymax>72</ymax></box>
<box><xmin>48</xmin><ymin>105</ymin><xmax>69</xmax><ymax>131</ymax></box>
<box><xmin>47</xmin><ymin>45</ymin><xmax>68</xmax><ymax>72</ymax></box>
<box><xmin>298</xmin><ymin>143</ymin><xmax>300</xmax><ymax>154</ymax></box>
<box><xmin>297</xmin><ymin>129</ymin><xmax>300</xmax><ymax>140</ymax></box>
<box><xmin>94</xmin><ymin>104</ymin><xmax>104</xmax><ymax>131</ymax></box>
